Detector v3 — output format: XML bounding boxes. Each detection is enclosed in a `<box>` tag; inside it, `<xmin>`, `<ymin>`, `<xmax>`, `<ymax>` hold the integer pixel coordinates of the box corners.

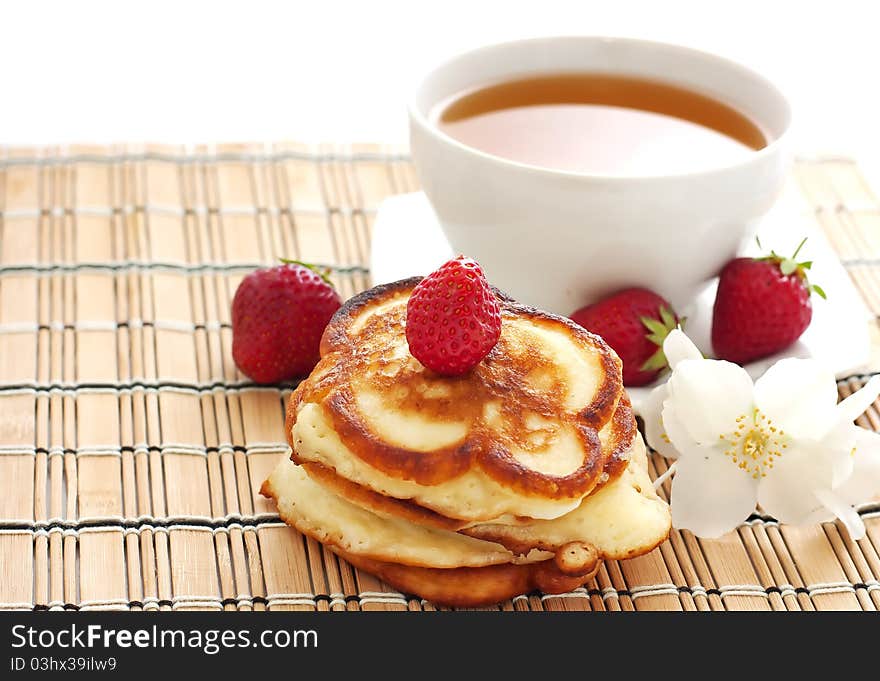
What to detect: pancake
<box><xmin>329</xmin><ymin>547</ymin><xmax>601</xmax><ymax>608</ymax></box>
<box><xmin>260</xmin><ymin>457</ymin><xmax>601</xmax><ymax>606</ymax></box>
<box><xmin>260</xmin><ymin>456</ymin><xmax>553</xmax><ymax>569</ymax></box>
<box><xmin>299</xmin><ymin>394</ymin><xmax>638</xmax><ymax>533</ymax></box>
<box><xmin>287</xmin><ymin>277</ymin><xmax>625</xmax><ymax>522</ymax></box>
<box><xmin>261</xmin><ymin>277</ymin><xmax>671</xmax><ymax>606</ymax></box>
<box><xmin>460</xmin><ymin>434</ymin><xmax>671</xmax><ymax>558</ymax></box>
<box><xmin>260</xmin><ymin>433</ymin><xmax>669</xmax><ymax>574</ymax></box>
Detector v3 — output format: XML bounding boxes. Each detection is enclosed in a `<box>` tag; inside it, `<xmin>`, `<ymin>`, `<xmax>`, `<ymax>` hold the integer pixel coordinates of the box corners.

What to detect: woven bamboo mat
<box><xmin>1</xmin><ymin>144</ymin><xmax>879</xmax><ymax>612</ymax></box>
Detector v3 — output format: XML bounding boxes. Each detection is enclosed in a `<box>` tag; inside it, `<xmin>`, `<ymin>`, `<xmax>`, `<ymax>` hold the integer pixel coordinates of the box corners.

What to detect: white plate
<box><xmin>370</xmin><ymin>191</ymin><xmax>872</xmax><ymax>414</ymax></box>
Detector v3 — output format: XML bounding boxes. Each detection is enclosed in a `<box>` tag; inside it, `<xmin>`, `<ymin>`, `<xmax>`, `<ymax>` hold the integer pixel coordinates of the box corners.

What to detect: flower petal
<box><xmin>813</xmin><ymin>488</ymin><xmax>866</xmax><ymax>540</ymax></box>
<box><xmin>665</xmin><ymin>359</ymin><xmax>754</xmax><ymax>444</ymax></box>
<box><xmin>801</xmin><ymin>506</ymin><xmax>834</xmax><ymax>526</ymax></box>
<box><xmin>663</xmin><ymin>329</ymin><xmax>703</xmax><ymax>370</ymax></box>
<box><xmin>661</xmin><ymin>398</ymin><xmax>697</xmax><ymax>456</ymax></box>
<box><xmin>835</xmin><ymin>375</ymin><xmax>880</xmax><ymax>425</ymax></box>
<box><xmin>642</xmin><ymin>385</ymin><xmax>680</xmax><ymax>459</ymax></box>
<box><xmin>830</xmin><ymin>437</ymin><xmax>856</xmax><ymax>489</ymax></box>
<box><xmin>757</xmin><ymin>440</ymin><xmax>835</xmax><ymax>524</ymax></box>
<box><xmin>833</xmin><ymin>427</ymin><xmax>880</xmax><ymax>506</ymax></box>
<box><xmin>670</xmin><ymin>446</ymin><xmax>759</xmax><ymax>537</ymax></box>
<box><xmin>753</xmin><ymin>358</ymin><xmax>838</xmax><ymax>440</ymax></box>
<box><xmin>818</xmin><ymin>425</ymin><xmax>862</xmax><ymax>487</ymax></box>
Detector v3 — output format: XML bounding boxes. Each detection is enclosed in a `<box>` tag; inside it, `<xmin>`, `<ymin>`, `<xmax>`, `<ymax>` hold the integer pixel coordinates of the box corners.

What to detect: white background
<box><xmin>2</xmin><ymin>0</ymin><xmax>879</xmax><ymax>179</ymax></box>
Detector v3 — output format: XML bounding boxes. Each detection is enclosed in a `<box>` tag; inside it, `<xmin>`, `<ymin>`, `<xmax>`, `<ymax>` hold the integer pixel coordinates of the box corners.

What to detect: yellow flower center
<box><xmin>719</xmin><ymin>408</ymin><xmax>787</xmax><ymax>479</ymax></box>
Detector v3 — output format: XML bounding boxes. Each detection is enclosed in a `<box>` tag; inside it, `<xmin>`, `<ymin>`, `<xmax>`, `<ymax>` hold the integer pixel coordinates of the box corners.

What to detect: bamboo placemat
<box><xmin>0</xmin><ymin>144</ymin><xmax>879</xmax><ymax>612</ymax></box>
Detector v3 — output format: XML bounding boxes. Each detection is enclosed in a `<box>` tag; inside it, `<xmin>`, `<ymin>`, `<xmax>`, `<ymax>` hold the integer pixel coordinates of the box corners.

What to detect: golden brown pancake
<box><xmin>260</xmin><ymin>457</ymin><xmax>601</xmax><ymax>607</ymax></box>
<box><xmin>260</xmin><ymin>459</ymin><xmax>550</xmax><ymax>569</ymax></box>
<box><xmin>299</xmin><ymin>394</ymin><xmax>638</xmax><ymax>533</ymax></box>
<box><xmin>263</xmin><ymin>432</ymin><xmax>667</xmax><ymax>569</ymax></box>
<box><xmin>260</xmin><ymin>438</ymin><xmax>668</xmax><ymax>606</ymax></box>
<box><xmin>261</xmin><ymin>277</ymin><xmax>672</xmax><ymax>607</ymax></box>
<box><xmin>330</xmin><ymin>547</ymin><xmax>601</xmax><ymax>608</ymax></box>
<box><xmin>459</xmin><ymin>435</ymin><xmax>670</xmax><ymax>558</ymax></box>
<box><xmin>287</xmin><ymin>277</ymin><xmax>626</xmax><ymax>523</ymax></box>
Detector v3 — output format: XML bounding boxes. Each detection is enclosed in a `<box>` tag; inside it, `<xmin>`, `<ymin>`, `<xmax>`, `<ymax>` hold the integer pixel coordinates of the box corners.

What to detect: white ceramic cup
<box><xmin>408</xmin><ymin>36</ymin><xmax>791</xmax><ymax>315</ymax></box>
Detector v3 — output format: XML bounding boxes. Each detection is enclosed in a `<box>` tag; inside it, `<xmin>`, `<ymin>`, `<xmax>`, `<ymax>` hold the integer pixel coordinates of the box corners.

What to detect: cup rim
<box><xmin>408</xmin><ymin>35</ymin><xmax>792</xmax><ymax>182</ymax></box>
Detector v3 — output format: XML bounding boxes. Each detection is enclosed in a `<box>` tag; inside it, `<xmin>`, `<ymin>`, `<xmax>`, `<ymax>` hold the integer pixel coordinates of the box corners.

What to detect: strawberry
<box><xmin>712</xmin><ymin>238</ymin><xmax>825</xmax><ymax>364</ymax></box>
<box><xmin>231</xmin><ymin>261</ymin><xmax>341</xmax><ymax>383</ymax></box>
<box><xmin>570</xmin><ymin>288</ymin><xmax>679</xmax><ymax>387</ymax></box>
<box><xmin>406</xmin><ymin>255</ymin><xmax>502</xmax><ymax>376</ymax></box>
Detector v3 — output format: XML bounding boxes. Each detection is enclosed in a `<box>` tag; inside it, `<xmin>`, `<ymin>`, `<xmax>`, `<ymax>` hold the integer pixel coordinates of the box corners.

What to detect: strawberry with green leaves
<box><xmin>570</xmin><ymin>288</ymin><xmax>680</xmax><ymax>386</ymax></box>
<box><xmin>232</xmin><ymin>260</ymin><xmax>341</xmax><ymax>383</ymax></box>
<box><xmin>712</xmin><ymin>237</ymin><xmax>825</xmax><ymax>364</ymax></box>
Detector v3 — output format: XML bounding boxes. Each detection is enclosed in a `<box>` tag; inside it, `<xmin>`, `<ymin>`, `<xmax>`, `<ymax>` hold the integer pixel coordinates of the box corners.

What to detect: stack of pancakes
<box><xmin>261</xmin><ymin>278</ymin><xmax>670</xmax><ymax>607</ymax></box>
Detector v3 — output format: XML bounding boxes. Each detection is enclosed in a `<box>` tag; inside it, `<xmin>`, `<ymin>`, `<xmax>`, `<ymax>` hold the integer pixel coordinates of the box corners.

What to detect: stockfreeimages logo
<box><xmin>11</xmin><ymin>624</ymin><xmax>317</xmax><ymax>656</ymax></box>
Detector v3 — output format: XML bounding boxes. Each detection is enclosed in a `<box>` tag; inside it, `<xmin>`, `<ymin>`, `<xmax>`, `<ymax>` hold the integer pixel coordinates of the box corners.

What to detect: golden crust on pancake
<box><xmin>598</xmin><ymin>394</ymin><xmax>639</xmax><ymax>485</ymax></box>
<box><xmin>260</xmin><ymin>456</ymin><xmax>553</xmax><ymax>569</ymax></box>
<box><xmin>330</xmin><ymin>546</ymin><xmax>600</xmax><ymax>608</ymax></box>
<box><xmin>261</xmin><ymin>431</ymin><xmax>668</xmax><ymax>572</ymax></box>
<box><xmin>286</xmin><ymin>277</ymin><xmax>626</xmax><ymax>521</ymax></box>
<box><xmin>300</xmin><ymin>395</ymin><xmax>638</xmax><ymax>533</ymax></box>
<box><xmin>460</xmin><ymin>435</ymin><xmax>671</xmax><ymax>558</ymax></box>
<box><xmin>260</xmin><ymin>456</ymin><xmax>602</xmax><ymax>607</ymax></box>
<box><xmin>292</xmin><ymin>430</ymin><xmax>669</xmax><ymax>562</ymax></box>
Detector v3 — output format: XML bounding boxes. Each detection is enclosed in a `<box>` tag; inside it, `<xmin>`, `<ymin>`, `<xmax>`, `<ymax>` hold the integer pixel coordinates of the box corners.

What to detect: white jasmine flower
<box><xmin>642</xmin><ymin>330</ymin><xmax>703</xmax><ymax>460</ymax></box>
<box><xmin>643</xmin><ymin>330</ymin><xmax>880</xmax><ymax>539</ymax></box>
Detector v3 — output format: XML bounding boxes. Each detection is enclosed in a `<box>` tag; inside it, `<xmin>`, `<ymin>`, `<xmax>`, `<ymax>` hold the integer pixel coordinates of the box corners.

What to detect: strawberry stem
<box><xmin>780</xmin><ymin>259</ymin><xmax>797</xmax><ymax>276</ymax></box>
<box><xmin>279</xmin><ymin>258</ymin><xmax>335</xmax><ymax>287</ymax></box>
<box><xmin>639</xmin><ymin>306</ymin><xmax>679</xmax><ymax>373</ymax></box>
<box><xmin>755</xmin><ymin>236</ymin><xmax>827</xmax><ymax>301</ymax></box>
